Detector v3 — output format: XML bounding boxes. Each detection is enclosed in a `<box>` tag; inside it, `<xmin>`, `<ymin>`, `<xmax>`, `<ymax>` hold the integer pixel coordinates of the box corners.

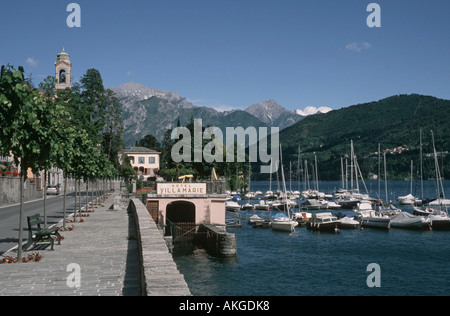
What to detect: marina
<box><xmin>173</xmin><ymin>180</ymin><xmax>450</xmax><ymax>296</ymax></box>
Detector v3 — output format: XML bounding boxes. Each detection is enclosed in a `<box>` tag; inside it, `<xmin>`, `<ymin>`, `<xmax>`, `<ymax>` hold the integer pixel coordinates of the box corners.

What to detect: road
<box><xmin>0</xmin><ymin>192</ymin><xmax>96</xmax><ymax>256</ymax></box>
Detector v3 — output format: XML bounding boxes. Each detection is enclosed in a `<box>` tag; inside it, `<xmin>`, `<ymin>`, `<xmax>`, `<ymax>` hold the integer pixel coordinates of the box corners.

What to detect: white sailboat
<box><xmin>428</xmin><ymin>131</ymin><xmax>450</xmax><ymax>230</ymax></box>
<box><xmin>271</xmin><ymin>144</ymin><xmax>297</xmax><ymax>232</ymax></box>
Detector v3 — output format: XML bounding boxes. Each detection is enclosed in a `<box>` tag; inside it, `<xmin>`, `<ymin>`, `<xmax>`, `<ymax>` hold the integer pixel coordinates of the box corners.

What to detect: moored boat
<box><xmin>307</xmin><ymin>212</ymin><xmax>340</xmax><ymax>232</ymax></box>
<box><xmin>338</xmin><ymin>217</ymin><xmax>360</xmax><ymax>229</ymax></box>
<box><xmin>429</xmin><ymin>213</ymin><xmax>450</xmax><ymax>230</ymax></box>
<box><xmin>271</xmin><ymin>213</ymin><xmax>298</xmax><ymax>232</ymax></box>
<box><xmin>292</xmin><ymin>211</ymin><xmax>312</xmax><ymax>226</ymax></box>
<box><xmin>390</xmin><ymin>212</ymin><xmax>431</xmax><ymax>230</ymax></box>
<box><xmin>225</xmin><ymin>200</ymin><xmax>241</xmax><ymax>212</ymax></box>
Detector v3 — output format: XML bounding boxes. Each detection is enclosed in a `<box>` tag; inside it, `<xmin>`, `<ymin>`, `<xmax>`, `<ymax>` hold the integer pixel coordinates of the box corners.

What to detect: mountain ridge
<box><xmin>111</xmin><ymin>82</ymin><xmax>304</xmax><ymax>146</ymax></box>
<box><xmin>279</xmin><ymin>93</ymin><xmax>450</xmax><ymax>180</ymax></box>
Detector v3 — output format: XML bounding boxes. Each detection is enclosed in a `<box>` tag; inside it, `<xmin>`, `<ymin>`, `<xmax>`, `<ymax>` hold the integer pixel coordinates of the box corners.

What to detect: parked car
<box><xmin>46</xmin><ymin>185</ymin><xmax>60</xmax><ymax>195</ymax></box>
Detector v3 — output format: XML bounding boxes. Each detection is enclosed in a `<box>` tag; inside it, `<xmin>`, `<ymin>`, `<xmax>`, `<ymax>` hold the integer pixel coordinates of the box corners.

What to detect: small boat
<box><xmin>307</xmin><ymin>212</ymin><xmax>340</xmax><ymax>232</ymax></box>
<box><xmin>390</xmin><ymin>212</ymin><xmax>431</xmax><ymax>230</ymax></box>
<box><xmin>254</xmin><ymin>200</ymin><xmax>270</xmax><ymax>211</ymax></box>
<box><xmin>338</xmin><ymin>217</ymin><xmax>360</xmax><ymax>229</ymax></box>
<box><xmin>323</xmin><ymin>200</ymin><xmax>342</xmax><ymax>210</ymax></box>
<box><xmin>292</xmin><ymin>211</ymin><xmax>312</xmax><ymax>226</ymax></box>
<box><xmin>360</xmin><ymin>215</ymin><xmax>391</xmax><ymax>229</ymax></box>
<box><xmin>397</xmin><ymin>193</ymin><xmax>422</xmax><ymax>206</ymax></box>
<box><xmin>271</xmin><ymin>213</ymin><xmax>298</xmax><ymax>232</ymax></box>
<box><xmin>225</xmin><ymin>200</ymin><xmax>241</xmax><ymax>212</ymax></box>
<box><xmin>429</xmin><ymin>199</ymin><xmax>450</xmax><ymax>209</ymax></box>
<box><xmin>356</xmin><ymin>202</ymin><xmax>391</xmax><ymax>229</ymax></box>
<box><xmin>265</xmin><ymin>190</ymin><xmax>276</xmax><ymax>200</ymax></box>
<box><xmin>248</xmin><ymin>215</ymin><xmax>271</xmax><ymax>228</ymax></box>
<box><xmin>429</xmin><ymin>213</ymin><xmax>450</xmax><ymax>230</ymax></box>
<box><xmin>300</xmin><ymin>199</ymin><xmax>321</xmax><ymax>210</ymax></box>
<box><xmin>336</xmin><ymin>194</ymin><xmax>361</xmax><ymax>209</ymax></box>
<box><xmin>413</xmin><ymin>206</ymin><xmax>434</xmax><ymax>216</ymax></box>
<box><xmin>244</xmin><ymin>192</ymin><xmax>255</xmax><ymax>200</ymax></box>
<box><xmin>241</xmin><ymin>202</ymin><xmax>254</xmax><ymax>211</ymax></box>
<box><xmin>254</xmin><ymin>191</ymin><xmax>264</xmax><ymax>199</ymax></box>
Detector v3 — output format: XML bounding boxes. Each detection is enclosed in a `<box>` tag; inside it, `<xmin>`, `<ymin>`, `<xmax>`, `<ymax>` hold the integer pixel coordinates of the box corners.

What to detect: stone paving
<box><xmin>0</xmin><ymin>192</ymin><xmax>141</xmax><ymax>296</ymax></box>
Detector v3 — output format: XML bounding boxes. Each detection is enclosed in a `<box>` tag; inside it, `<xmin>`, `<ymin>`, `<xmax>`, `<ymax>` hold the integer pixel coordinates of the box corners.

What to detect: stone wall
<box><xmin>127</xmin><ymin>198</ymin><xmax>191</xmax><ymax>296</ymax></box>
<box><xmin>0</xmin><ymin>177</ymin><xmax>42</xmax><ymax>206</ymax></box>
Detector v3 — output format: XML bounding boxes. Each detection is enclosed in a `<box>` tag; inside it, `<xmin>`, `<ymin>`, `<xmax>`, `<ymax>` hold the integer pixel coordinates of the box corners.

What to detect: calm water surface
<box><xmin>173</xmin><ymin>181</ymin><xmax>450</xmax><ymax>296</ymax></box>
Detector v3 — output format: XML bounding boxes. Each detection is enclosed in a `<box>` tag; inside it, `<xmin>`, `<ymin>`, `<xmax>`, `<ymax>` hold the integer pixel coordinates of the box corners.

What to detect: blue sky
<box><xmin>1</xmin><ymin>0</ymin><xmax>450</xmax><ymax>112</ymax></box>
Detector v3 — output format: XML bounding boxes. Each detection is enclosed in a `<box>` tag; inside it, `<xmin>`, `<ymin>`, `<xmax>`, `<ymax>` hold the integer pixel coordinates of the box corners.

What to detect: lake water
<box><xmin>173</xmin><ymin>180</ymin><xmax>450</xmax><ymax>296</ymax></box>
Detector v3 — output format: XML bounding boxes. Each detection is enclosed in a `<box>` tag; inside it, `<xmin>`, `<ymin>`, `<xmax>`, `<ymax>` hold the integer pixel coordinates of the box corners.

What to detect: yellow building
<box><xmin>123</xmin><ymin>146</ymin><xmax>161</xmax><ymax>180</ymax></box>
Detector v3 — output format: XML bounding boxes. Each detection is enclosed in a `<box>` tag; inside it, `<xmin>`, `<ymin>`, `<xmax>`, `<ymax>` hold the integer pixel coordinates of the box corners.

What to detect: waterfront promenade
<box><xmin>0</xmin><ymin>191</ymin><xmax>191</xmax><ymax>296</ymax></box>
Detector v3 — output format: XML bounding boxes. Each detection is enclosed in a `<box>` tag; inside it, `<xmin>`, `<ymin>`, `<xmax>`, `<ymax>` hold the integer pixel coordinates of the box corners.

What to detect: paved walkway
<box><xmin>0</xmin><ymin>192</ymin><xmax>141</xmax><ymax>296</ymax></box>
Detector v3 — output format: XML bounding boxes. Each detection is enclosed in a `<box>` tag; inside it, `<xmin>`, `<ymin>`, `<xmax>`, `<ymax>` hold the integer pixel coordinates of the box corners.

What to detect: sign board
<box><xmin>157</xmin><ymin>183</ymin><xmax>207</xmax><ymax>195</ymax></box>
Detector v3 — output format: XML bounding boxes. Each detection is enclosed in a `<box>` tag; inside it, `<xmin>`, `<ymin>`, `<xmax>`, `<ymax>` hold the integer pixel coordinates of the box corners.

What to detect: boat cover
<box><xmin>390</xmin><ymin>212</ymin><xmax>422</xmax><ymax>224</ymax></box>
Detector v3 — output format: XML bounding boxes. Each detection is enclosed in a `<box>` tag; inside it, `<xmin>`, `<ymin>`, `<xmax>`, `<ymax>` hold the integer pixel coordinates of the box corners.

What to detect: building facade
<box><xmin>123</xmin><ymin>146</ymin><xmax>161</xmax><ymax>180</ymax></box>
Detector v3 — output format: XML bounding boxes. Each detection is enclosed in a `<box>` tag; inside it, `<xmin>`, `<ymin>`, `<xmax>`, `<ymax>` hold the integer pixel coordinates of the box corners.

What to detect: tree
<box><xmin>136</xmin><ymin>134</ymin><xmax>161</xmax><ymax>151</ymax></box>
<box><xmin>0</xmin><ymin>65</ymin><xmax>65</xmax><ymax>259</ymax></box>
<box><xmin>79</xmin><ymin>68</ymin><xmax>107</xmax><ymax>142</ymax></box>
<box><xmin>101</xmin><ymin>89</ymin><xmax>124</xmax><ymax>169</ymax></box>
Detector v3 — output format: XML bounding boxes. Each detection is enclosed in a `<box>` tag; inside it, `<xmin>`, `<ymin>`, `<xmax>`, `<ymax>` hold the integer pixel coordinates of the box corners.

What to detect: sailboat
<box><xmin>271</xmin><ymin>144</ymin><xmax>298</xmax><ymax>232</ymax></box>
<box><xmin>397</xmin><ymin>161</ymin><xmax>422</xmax><ymax>205</ymax></box>
<box><xmin>428</xmin><ymin>131</ymin><xmax>450</xmax><ymax>230</ymax></box>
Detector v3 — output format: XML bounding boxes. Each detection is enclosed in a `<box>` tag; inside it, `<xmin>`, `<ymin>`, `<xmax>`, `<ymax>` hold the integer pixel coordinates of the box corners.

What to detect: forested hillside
<box><xmin>279</xmin><ymin>94</ymin><xmax>450</xmax><ymax>180</ymax></box>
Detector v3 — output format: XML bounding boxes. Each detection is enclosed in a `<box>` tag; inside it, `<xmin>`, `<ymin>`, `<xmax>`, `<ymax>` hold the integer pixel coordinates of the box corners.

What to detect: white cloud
<box><xmin>296</xmin><ymin>106</ymin><xmax>332</xmax><ymax>117</ymax></box>
<box><xmin>345</xmin><ymin>42</ymin><xmax>372</xmax><ymax>53</ymax></box>
<box><xmin>25</xmin><ymin>57</ymin><xmax>39</xmax><ymax>68</ymax></box>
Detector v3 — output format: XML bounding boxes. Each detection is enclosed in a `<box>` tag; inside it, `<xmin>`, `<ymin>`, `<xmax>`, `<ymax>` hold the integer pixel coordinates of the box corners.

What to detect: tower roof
<box><xmin>57</xmin><ymin>47</ymin><xmax>69</xmax><ymax>57</ymax></box>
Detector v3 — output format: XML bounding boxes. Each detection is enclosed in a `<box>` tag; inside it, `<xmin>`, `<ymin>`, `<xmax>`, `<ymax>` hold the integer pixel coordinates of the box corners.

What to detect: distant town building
<box><xmin>123</xmin><ymin>146</ymin><xmax>161</xmax><ymax>180</ymax></box>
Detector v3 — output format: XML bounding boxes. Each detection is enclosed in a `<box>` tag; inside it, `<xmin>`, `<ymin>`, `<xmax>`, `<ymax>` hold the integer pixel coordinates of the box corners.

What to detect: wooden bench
<box><xmin>24</xmin><ymin>214</ymin><xmax>62</xmax><ymax>251</ymax></box>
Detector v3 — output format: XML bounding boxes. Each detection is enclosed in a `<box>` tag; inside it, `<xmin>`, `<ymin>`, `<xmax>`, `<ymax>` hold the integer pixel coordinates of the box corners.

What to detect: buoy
<box><xmin>360</xmin><ymin>227</ymin><xmax>364</xmax><ymax>231</ymax></box>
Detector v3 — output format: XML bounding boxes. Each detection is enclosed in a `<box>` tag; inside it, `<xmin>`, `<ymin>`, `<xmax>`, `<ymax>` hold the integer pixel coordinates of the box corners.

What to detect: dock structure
<box><xmin>145</xmin><ymin>182</ymin><xmax>237</xmax><ymax>257</ymax></box>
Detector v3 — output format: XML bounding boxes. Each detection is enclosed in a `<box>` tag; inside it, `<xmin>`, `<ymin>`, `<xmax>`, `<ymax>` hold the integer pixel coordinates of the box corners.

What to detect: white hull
<box><xmin>271</xmin><ymin>219</ymin><xmax>297</xmax><ymax>232</ymax></box>
<box><xmin>338</xmin><ymin>217</ymin><xmax>359</xmax><ymax>229</ymax></box>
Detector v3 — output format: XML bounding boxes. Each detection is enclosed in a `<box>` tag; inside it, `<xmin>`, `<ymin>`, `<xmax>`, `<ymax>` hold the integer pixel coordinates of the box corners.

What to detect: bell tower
<box><xmin>55</xmin><ymin>47</ymin><xmax>72</xmax><ymax>90</ymax></box>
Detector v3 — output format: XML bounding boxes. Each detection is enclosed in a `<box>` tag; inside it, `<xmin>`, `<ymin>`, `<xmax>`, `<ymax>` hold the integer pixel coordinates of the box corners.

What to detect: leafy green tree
<box><xmin>0</xmin><ymin>65</ymin><xmax>67</xmax><ymax>259</ymax></box>
<box><xmin>136</xmin><ymin>134</ymin><xmax>161</xmax><ymax>151</ymax></box>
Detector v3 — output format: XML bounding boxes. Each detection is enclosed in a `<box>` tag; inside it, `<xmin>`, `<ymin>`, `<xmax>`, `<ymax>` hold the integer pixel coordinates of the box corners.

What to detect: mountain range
<box><xmin>111</xmin><ymin>82</ymin><xmax>306</xmax><ymax>146</ymax></box>
<box><xmin>112</xmin><ymin>83</ymin><xmax>449</xmax><ymax>180</ymax></box>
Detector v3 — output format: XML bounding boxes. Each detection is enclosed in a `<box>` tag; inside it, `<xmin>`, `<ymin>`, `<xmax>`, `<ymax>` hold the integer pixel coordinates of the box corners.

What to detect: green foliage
<box><xmin>280</xmin><ymin>94</ymin><xmax>450</xmax><ymax>180</ymax></box>
<box><xmin>0</xmin><ymin>64</ymin><xmax>127</xmax><ymax>182</ymax></box>
<box><xmin>0</xmin><ymin>65</ymin><xmax>63</xmax><ymax>175</ymax></box>
<box><xmin>160</xmin><ymin>117</ymin><xmax>249</xmax><ymax>189</ymax></box>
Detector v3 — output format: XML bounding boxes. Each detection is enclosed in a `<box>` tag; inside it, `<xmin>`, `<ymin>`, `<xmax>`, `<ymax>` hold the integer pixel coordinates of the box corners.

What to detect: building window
<box><xmin>138</xmin><ymin>157</ymin><xmax>145</xmax><ymax>164</ymax></box>
<box><xmin>149</xmin><ymin>157</ymin><xmax>155</xmax><ymax>164</ymax></box>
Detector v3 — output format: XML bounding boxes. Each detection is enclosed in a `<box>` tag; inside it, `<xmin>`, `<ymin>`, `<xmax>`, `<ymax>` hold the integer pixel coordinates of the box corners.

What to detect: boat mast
<box><xmin>384</xmin><ymin>152</ymin><xmax>388</xmax><ymax>205</ymax></box>
<box><xmin>420</xmin><ymin>129</ymin><xmax>424</xmax><ymax>201</ymax></box>
<box><xmin>280</xmin><ymin>144</ymin><xmax>289</xmax><ymax>216</ymax></box>
<box><xmin>431</xmin><ymin>130</ymin><xmax>447</xmax><ymax>212</ymax></box>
